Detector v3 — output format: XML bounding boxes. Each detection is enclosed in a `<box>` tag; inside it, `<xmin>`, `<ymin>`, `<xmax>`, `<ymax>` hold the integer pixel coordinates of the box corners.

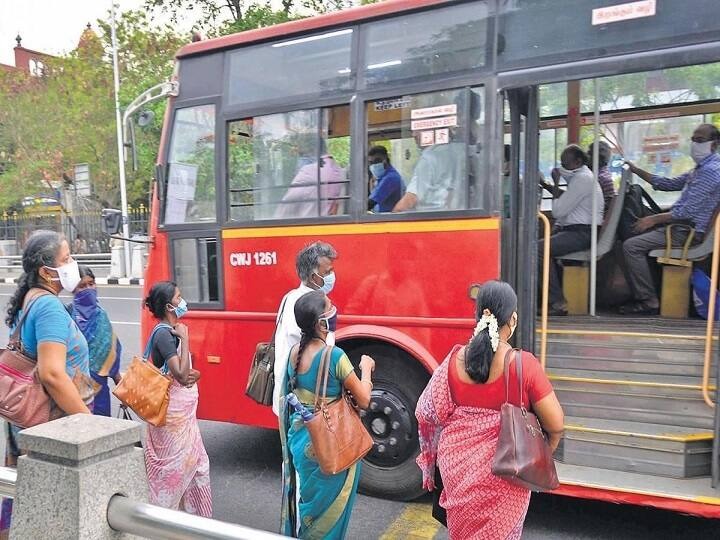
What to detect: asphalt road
<box><xmin>0</xmin><ymin>283</ymin><xmax>718</xmax><ymax>538</ymax></box>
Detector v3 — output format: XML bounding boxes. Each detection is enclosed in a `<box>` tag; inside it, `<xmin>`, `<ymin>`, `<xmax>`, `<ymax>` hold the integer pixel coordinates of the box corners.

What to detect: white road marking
<box><xmin>111</xmin><ymin>321</ymin><xmax>141</xmax><ymax>326</ymax></box>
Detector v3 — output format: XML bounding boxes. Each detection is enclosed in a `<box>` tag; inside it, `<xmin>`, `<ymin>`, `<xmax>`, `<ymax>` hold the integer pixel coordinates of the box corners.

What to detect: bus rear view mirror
<box><xmin>101</xmin><ymin>208</ymin><xmax>122</xmax><ymax>236</ymax></box>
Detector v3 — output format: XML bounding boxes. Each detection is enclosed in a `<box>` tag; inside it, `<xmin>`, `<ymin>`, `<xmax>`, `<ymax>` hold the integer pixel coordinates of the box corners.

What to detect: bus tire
<box><xmin>343</xmin><ymin>341</ymin><xmax>429</xmax><ymax>501</ymax></box>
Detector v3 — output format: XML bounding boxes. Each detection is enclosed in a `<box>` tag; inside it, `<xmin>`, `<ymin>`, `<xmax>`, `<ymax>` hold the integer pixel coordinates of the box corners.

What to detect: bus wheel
<box><xmin>347</xmin><ymin>342</ymin><xmax>428</xmax><ymax>501</ymax></box>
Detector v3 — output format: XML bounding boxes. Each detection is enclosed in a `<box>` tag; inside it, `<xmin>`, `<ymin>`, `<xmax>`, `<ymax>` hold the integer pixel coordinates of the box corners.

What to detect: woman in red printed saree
<box><xmin>416</xmin><ymin>281</ymin><xmax>564</xmax><ymax>539</ymax></box>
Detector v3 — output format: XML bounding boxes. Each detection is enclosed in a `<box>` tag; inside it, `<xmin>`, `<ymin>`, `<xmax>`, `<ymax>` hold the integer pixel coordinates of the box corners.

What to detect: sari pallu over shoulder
<box><xmin>416</xmin><ymin>346</ymin><xmax>530</xmax><ymax>540</ymax></box>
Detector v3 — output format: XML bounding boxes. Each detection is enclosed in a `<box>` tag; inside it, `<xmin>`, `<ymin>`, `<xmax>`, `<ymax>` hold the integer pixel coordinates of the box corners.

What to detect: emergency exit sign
<box><xmin>592</xmin><ymin>0</ymin><xmax>656</xmax><ymax>25</ymax></box>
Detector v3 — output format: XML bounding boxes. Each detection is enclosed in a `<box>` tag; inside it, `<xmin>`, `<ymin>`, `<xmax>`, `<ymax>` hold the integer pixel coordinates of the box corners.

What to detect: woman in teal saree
<box><xmin>279</xmin><ymin>290</ymin><xmax>375</xmax><ymax>540</ymax></box>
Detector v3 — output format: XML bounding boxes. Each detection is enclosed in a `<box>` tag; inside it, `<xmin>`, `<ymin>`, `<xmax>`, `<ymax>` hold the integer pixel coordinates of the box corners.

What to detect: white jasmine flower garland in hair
<box><xmin>472</xmin><ymin>312</ymin><xmax>500</xmax><ymax>352</ymax></box>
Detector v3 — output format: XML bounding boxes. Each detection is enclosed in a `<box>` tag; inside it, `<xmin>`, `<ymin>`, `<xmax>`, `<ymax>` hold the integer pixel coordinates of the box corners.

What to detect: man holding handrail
<box><xmin>621</xmin><ymin>123</ymin><xmax>720</xmax><ymax>315</ymax></box>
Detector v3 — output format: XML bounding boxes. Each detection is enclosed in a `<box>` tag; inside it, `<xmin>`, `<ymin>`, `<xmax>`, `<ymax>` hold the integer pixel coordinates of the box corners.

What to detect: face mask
<box><xmin>315</xmin><ymin>271</ymin><xmax>336</xmax><ymax>294</ymax></box>
<box><xmin>169</xmin><ymin>298</ymin><xmax>188</xmax><ymax>319</ymax></box>
<box><xmin>46</xmin><ymin>260</ymin><xmax>81</xmax><ymax>293</ymax></box>
<box><xmin>369</xmin><ymin>162</ymin><xmax>385</xmax><ymax>179</ymax></box>
<box><xmin>558</xmin><ymin>166</ymin><xmax>576</xmax><ymax>179</ymax></box>
<box><xmin>691</xmin><ymin>141</ymin><xmax>714</xmax><ymax>164</ymax></box>
<box><xmin>319</xmin><ymin>307</ymin><xmax>338</xmax><ymax>333</ymax></box>
<box><xmin>72</xmin><ymin>288</ymin><xmax>98</xmax><ymax>333</ymax></box>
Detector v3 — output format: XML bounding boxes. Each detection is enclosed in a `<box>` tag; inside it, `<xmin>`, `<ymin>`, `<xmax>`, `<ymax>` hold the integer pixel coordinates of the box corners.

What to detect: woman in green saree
<box><xmin>279</xmin><ymin>290</ymin><xmax>375</xmax><ymax>540</ymax></box>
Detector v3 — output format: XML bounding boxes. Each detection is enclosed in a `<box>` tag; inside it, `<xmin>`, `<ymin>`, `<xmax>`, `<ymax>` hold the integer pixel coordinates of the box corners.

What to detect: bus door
<box><xmin>503</xmin><ymin>86</ymin><xmax>540</xmax><ymax>351</ymax></box>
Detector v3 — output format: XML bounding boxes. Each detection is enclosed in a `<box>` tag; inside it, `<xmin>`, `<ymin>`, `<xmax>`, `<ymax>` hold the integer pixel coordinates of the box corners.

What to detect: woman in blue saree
<box><xmin>70</xmin><ymin>266</ymin><xmax>122</xmax><ymax>416</ymax></box>
<box><xmin>279</xmin><ymin>290</ymin><xmax>375</xmax><ymax>540</ymax></box>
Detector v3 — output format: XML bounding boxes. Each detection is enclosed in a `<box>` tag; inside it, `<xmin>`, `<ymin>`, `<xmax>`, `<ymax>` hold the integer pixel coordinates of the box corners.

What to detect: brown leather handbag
<box><xmin>0</xmin><ymin>291</ymin><xmax>55</xmax><ymax>428</ymax></box>
<box><xmin>491</xmin><ymin>349</ymin><xmax>559</xmax><ymax>492</ymax></box>
<box><xmin>245</xmin><ymin>296</ymin><xmax>288</xmax><ymax>405</ymax></box>
<box><xmin>301</xmin><ymin>346</ymin><xmax>373</xmax><ymax>475</ymax></box>
<box><xmin>113</xmin><ymin>324</ymin><xmax>172</xmax><ymax>427</ymax></box>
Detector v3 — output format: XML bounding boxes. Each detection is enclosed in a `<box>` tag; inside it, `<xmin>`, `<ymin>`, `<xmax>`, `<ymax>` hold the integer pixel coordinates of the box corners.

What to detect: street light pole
<box><xmin>110</xmin><ymin>1</ymin><xmax>132</xmax><ymax>278</ymax></box>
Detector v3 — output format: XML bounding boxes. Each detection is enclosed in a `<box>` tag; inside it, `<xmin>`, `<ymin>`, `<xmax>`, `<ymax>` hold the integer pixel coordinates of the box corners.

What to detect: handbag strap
<box><xmin>8</xmin><ymin>290</ymin><xmax>52</xmax><ymax>350</ymax></box>
<box><xmin>313</xmin><ymin>345</ymin><xmax>333</xmax><ymax>411</ymax></box>
<box><xmin>503</xmin><ymin>348</ymin><xmax>524</xmax><ymax>409</ymax></box>
<box><xmin>270</xmin><ymin>295</ymin><xmax>290</xmax><ymax>343</ymax></box>
<box><xmin>143</xmin><ymin>323</ymin><xmax>174</xmax><ymax>361</ymax></box>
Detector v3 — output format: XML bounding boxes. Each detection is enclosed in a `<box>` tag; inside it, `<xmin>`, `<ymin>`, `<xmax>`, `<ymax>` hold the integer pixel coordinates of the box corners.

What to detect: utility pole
<box><xmin>110</xmin><ymin>1</ymin><xmax>132</xmax><ymax>277</ymax></box>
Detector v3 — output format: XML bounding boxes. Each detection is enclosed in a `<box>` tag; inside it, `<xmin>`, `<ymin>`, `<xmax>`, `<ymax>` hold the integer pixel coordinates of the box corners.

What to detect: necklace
<box><xmin>313</xmin><ymin>336</ymin><xmax>327</xmax><ymax>344</ymax></box>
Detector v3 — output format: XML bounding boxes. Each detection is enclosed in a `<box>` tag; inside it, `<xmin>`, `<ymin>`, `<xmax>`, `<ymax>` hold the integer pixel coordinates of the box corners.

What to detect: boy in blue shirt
<box><xmin>367</xmin><ymin>145</ymin><xmax>405</xmax><ymax>213</ymax></box>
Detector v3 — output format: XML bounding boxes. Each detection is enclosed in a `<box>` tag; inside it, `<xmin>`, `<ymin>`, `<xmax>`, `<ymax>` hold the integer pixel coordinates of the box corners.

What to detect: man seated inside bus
<box><xmin>588</xmin><ymin>140</ymin><xmax>617</xmax><ymax>217</ymax></box>
<box><xmin>274</xmin><ymin>139</ymin><xmax>345</xmax><ymax>219</ymax></box>
<box><xmin>392</xmin><ymin>132</ymin><xmax>465</xmax><ymax>212</ymax></box>
<box><xmin>620</xmin><ymin>123</ymin><xmax>720</xmax><ymax>315</ymax></box>
<box><xmin>539</xmin><ymin>144</ymin><xmax>604</xmax><ymax>316</ymax></box>
<box><xmin>367</xmin><ymin>145</ymin><xmax>404</xmax><ymax>213</ymax></box>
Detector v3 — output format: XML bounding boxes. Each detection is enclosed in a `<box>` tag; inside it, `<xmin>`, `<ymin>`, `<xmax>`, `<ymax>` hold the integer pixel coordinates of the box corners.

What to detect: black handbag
<box><xmin>245</xmin><ymin>297</ymin><xmax>287</xmax><ymax>405</ymax></box>
<box><xmin>618</xmin><ymin>183</ymin><xmax>662</xmax><ymax>240</ymax></box>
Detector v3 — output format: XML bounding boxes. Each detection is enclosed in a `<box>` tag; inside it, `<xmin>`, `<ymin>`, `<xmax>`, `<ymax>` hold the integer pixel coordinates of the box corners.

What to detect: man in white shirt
<box><xmin>538</xmin><ymin>144</ymin><xmax>604</xmax><ymax>315</ymax></box>
<box><xmin>272</xmin><ymin>241</ymin><xmax>337</xmax><ymax>415</ymax></box>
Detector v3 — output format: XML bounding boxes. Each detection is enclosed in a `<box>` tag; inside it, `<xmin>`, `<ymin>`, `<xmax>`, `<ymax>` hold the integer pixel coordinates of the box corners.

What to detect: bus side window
<box><xmin>227</xmin><ymin>105</ymin><xmax>350</xmax><ymax>222</ymax></box>
<box><xmin>366</xmin><ymin>86</ymin><xmax>487</xmax><ymax>214</ymax></box>
<box><xmin>172</xmin><ymin>237</ymin><xmax>220</xmax><ymax>304</ymax></box>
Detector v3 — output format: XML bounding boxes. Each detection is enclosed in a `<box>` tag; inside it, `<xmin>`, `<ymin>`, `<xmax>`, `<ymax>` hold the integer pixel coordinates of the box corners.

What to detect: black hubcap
<box><xmin>361</xmin><ymin>387</ymin><xmax>415</xmax><ymax>467</ymax></box>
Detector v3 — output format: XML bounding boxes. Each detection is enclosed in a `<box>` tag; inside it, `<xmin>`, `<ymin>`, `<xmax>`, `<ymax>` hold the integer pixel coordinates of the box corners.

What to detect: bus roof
<box><xmin>176</xmin><ymin>0</ymin><xmax>450</xmax><ymax>59</ymax></box>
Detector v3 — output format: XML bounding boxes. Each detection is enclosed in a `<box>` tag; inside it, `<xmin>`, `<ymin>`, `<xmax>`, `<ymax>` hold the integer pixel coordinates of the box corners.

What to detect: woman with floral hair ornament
<box><xmin>415</xmin><ymin>280</ymin><xmax>564</xmax><ymax>539</ymax></box>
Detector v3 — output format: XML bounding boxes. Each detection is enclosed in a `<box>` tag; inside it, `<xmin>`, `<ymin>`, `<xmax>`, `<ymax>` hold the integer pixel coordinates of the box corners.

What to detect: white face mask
<box><xmin>46</xmin><ymin>260</ymin><xmax>81</xmax><ymax>293</ymax></box>
<box><xmin>691</xmin><ymin>141</ymin><xmax>714</xmax><ymax>164</ymax></box>
<box><xmin>558</xmin><ymin>166</ymin><xmax>576</xmax><ymax>179</ymax></box>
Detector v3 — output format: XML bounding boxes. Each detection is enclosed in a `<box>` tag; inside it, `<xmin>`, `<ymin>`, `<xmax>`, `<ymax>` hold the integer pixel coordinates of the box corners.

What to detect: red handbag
<box><xmin>491</xmin><ymin>349</ymin><xmax>559</xmax><ymax>492</ymax></box>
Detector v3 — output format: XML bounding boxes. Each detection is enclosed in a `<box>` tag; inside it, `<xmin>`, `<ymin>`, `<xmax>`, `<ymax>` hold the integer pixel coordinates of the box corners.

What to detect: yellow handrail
<box><xmin>538</xmin><ymin>212</ymin><xmax>551</xmax><ymax>370</ymax></box>
<box><xmin>702</xmin><ymin>215</ymin><xmax>720</xmax><ymax>408</ymax></box>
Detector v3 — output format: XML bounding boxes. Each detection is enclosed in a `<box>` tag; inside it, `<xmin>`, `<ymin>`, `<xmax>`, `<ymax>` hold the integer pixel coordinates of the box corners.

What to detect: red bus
<box><xmin>123</xmin><ymin>0</ymin><xmax>720</xmax><ymax>514</ymax></box>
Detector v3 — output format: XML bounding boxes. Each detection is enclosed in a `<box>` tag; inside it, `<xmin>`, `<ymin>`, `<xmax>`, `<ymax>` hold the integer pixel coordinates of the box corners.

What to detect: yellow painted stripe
<box><xmin>564</xmin><ymin>424</ymin><xmax>713</xmax><ymax>442</ymax></box>
<box><xmin>222</xmin><ymin>217</ymin><xmax>499</xmax><ymax>239</ymax></box>
<box><xmin>560</xmin><ymin>479</ymin><xmax>720</xmax><ymax>506</ymax></box>
<box><xmin>549</xmin><ymin>374</ymin><xmax>716</xmax><ymax>391</ymax></box>
<box><xmin>379</xmin><ymin>503</ymin><xmax>440</xmax><ymax>540</ymax></box>
<box><xmin>537</xmin><ymin>328</ymin><xmax>718</xmax><ymax>341</ymax></box>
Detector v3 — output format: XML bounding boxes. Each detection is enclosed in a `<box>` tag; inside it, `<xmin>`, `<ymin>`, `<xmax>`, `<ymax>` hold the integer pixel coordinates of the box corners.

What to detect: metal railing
<box><xmin>702</xmin><ymin>215</ymin><xmax>720</xmax><ymax>408</ymax></box>
<box><xmin>0</xmin><ymin>252</ymin><xmax>111</xmax><ymax>270</ymax></box>
<box><xmin>0</xmin><ymin>466</ymin><xmax>286</xmax><ymax>539</ymax></box>
<box><xmin>538</xmin><ymin>211</ymin><xmax>551</xmax><ymax>370</ymax></box>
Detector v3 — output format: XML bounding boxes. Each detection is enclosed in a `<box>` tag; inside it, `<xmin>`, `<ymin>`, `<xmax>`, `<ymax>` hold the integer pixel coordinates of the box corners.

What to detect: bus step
<box><xmin>559</xmin><ymin>417</ymin><xmax>713</xmax><ymax>478</ymax></box>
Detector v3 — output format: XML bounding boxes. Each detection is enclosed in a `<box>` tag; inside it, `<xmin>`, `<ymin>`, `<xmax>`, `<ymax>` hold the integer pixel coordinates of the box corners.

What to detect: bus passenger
<box><xmin>279</xmin><ymin>290</ymin><xmax>375</xmax><ymax>540</ymax></box>
<box><xmin>588</xmin><ymin>140</ymin><xmax>616</xmax><ymax>216</ymax></box>
<box><xmin>69</xmin><ymin>265</ymin><xmax>122</xmax><ymax>417</ymax></box>
<box><xmin>539</xmin><ymin>145</ymin><xmax>603</xmax><ymax>316</ymax></box>
<box><xmin>393</xmin><ymin>136</ymin><xmax>465</xmax><ymax>212</ymax></box>
<box><xmin>275</xmin><ymin>140</ymin><xmax>345</xmax><ymax>219</ymax></box>
<box><xmin>272</xmin><ymin>241</ymin><xmax>337</xmax><ymax>416</ymax></box>
<box><xmin>143</xmin><ymin>282</ymin><xmax>212</xmax><ymax>517</ymax></box>
<box><xmin>416</xmin><ymin>280</ymin><xmax>563</xmax><ymax>539</ymax></box>
<box><xmin>621</xmin><ymin>123</ymin><xmax>720</xmax><ymax>315</ymax></box>
<box><xmin>367</xmin><ymin>145</ymin><xmax>404</xmax><ymax>212</ymax></box>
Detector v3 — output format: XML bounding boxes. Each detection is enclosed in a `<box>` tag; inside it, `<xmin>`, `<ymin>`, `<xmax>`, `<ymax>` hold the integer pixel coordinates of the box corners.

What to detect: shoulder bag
<box><xmin>245</xmin><ymin>296</ymin><xmax>288</xmax><ymax>405</ymax></box>
<box><xmin>491</xmin><ymin>348</ymin><xmax>559</xmax><ymax>492</ymax></box>
<box><xmin>297</xmin><ymin>346</ymin><xmax>373</xmax><ymax>475</ymax></box>
<box><xmin>112</xmin><ymin>324</ymin><xmax>172</xmax><ymax>427</ymax></box>
<box><xmin>0</xmin><ymin>291</ymin><xmax>56</xmax><ymax>428</ymax></box>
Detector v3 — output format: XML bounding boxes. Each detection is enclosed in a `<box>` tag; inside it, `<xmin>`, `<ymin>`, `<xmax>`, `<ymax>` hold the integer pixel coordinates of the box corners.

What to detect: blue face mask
<box><xmin>319</xmin><ymin>307</ymin><xmax>338</xmax><ymax>333</ymax></box>
<box><xmin>72</xmin><ymin>288</ymin><xmax>98</xmax><ymax>333</ymax></box>
<box><xmin>169</xmin><ymin>298</ymin><xmax>188</xmax><ymax>319</ymax></box>
<box><xmin>369</xmin><ymin>162</ymin><xmax>385</xmax><ymax>179</ymax></box>
<box><xmin>315</xmin><ymin>271</ymin><xmax>336</xmax><ymax>294</ymax></box>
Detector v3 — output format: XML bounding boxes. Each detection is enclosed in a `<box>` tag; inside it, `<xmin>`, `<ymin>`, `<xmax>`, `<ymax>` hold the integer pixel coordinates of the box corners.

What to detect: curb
<box><xmin>1</xmin><ymin>277</ymin><xmax>144</xmax><ymax>286</ymax></box>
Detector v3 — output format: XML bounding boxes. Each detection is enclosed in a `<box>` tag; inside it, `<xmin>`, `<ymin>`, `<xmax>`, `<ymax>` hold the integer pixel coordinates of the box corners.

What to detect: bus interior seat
<box><xmin>561</xmin><ymin>168</ymin><xmax>631</xmax><ymax>263</ymax></box>
<box><xmin>648</xmin><ymin>211</ymin><xmax>718</xmax><ymax>263</ymax></box>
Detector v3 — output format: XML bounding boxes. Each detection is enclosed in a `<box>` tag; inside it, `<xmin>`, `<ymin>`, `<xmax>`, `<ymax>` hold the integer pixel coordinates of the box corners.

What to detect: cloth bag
<box><xmin>0</xmin><ymin>291</ymin><xmax>56</xmax><ymax>428</ymax></box>
<box><xmin>491</xmin><ymin>349</ymin><xmax>559</xmax><ymax>492</ymax></box>
<box><xmin>245</xmin><ymin>297</ymin><xmax>287</xmax><ymax>405</ymax></box>
<box><xmin>113</xmin><ymin>324</ymin><xmax>172</xmax><ymax>427</ymax></box>
<box><xmin>298</xmin><ymin>346</ymin><xmax>373</xmax><ymax>475</ymax></box>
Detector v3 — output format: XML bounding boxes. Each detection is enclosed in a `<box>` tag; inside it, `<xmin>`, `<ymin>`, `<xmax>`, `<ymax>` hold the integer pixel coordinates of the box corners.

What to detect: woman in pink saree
<box><xmin>142</xmin><ymin>281</ymin><xmax>212</xmax><ymax>517</ymax></box>
<box><xmin>416</xmin><ymin>281</ymin><xmax>564</xmax><ymax>539</ymax></box>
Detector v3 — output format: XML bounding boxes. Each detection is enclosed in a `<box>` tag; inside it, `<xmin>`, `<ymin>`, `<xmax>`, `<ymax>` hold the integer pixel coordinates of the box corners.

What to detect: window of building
<box><xmin>227</xmin><ymin>29</ymin><xmax>354</xmax><ymax>108</ymax></box>
<box><xmin>362</xmin><ymin>2</ymin><xmax>489</xmax><ymax>88</ymax></box>
<box><xmin>365</xmin><ymin>86</ymin><xmax>486</xmax><ymax>213</ymax></box>
<box><xmin>228</xmin><ymin>105</ymin><xmax>350</xmax><ymax>222</ymax></box>
<box><xmin>165</xmin><ymin>104</ymin><xmax>216</xmax><ymax>224</ymax></box>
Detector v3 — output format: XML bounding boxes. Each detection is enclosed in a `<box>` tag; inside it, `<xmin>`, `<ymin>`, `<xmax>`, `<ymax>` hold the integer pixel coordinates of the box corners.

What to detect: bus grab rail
<box><xmin>702</xmin><ymin>215</ymin><xmax>720</xmax><ymax>408</ymax></box>
<box><xmin>538</xmin><ymin>212</ymin><xmax>551</xmax><ymax>370</ymax></box>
